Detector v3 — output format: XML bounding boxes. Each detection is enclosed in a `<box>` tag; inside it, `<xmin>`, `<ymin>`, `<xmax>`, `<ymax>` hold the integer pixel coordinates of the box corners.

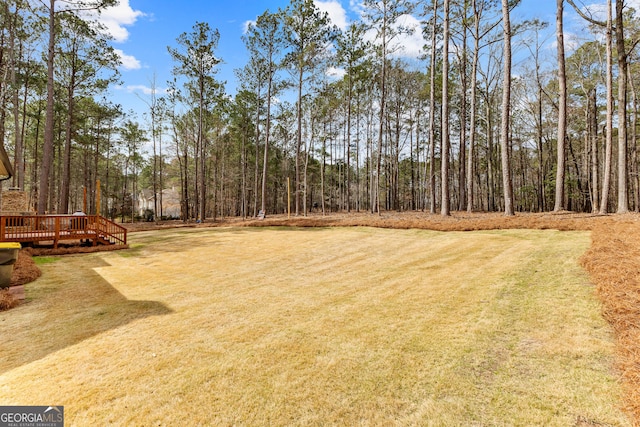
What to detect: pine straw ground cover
<box><xmin>581</xmin><ymin>221</ymin><xmax>640</xmax><ymax>422</ymax></box>
<box><xmin>0</xmin><ymin>248</ymin><xmax>42</xmax><ymax>310</ymax></box>
<box><xmin>1</xmin><ymin>211</ymin><xmax>639</xmax><ymax>424</ymax></box>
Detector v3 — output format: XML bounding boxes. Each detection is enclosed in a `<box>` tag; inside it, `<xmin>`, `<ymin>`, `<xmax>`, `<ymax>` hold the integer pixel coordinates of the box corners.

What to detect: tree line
<box><xmin>1</xmin><ymin>0</ymin><xmax>639</xmax><ymax>221</ymax></box>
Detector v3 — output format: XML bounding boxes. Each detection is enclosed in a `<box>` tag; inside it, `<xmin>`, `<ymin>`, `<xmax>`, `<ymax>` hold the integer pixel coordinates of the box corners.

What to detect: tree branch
<box><xmin>565</xmin><ymin>0</ymin><xmax>606</xmax><ymax>28</ymax></box>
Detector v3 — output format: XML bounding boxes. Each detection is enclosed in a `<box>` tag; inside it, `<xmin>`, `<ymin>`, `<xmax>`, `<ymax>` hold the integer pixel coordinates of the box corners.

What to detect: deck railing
<box><xmin>0</xmin><ymin>214</ymin><xmax>127</xmax><ymax>248</ymax></box>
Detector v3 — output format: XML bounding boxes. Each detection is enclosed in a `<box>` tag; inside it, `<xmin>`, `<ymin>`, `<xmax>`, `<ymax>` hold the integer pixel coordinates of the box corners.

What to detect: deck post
<box><xmin>54</xmin><ymin>216</ymin><xmax>60</xmax><ymax>249</ymax></box>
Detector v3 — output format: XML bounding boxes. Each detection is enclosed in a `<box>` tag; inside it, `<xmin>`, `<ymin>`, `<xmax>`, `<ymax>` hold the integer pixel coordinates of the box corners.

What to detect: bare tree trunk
<box><xmin>159</xmin><ymin>118</ymin><xmax>164</xmax><ymax>219</ymax></box>
<box><xmin>346</xmin><ymin>73</ymin><xmax>352</xmax><ymax>212</ymax></box>
<box><xmin>295</xmin><ymin>67</ymin><xmax>303</xmax><ymax>215</ymax></box>
<box><xmin>374</xmin><ymin>15</ymin><xmax>388</xmax><ymax>215</ymax></box>
<box><xmin>303</xmin><ymin>117</ymin><xmax>311</xmax><ymax>216</ymax></box>
<box><xmin>149</xmin><ymin>78</ymin><xmax>159</xmax><ymax>222</ymax></box>
<box><xmin>600</xmin><ymin>0</ymin><xmax>613</xmax><ymax>214</ymax></box>
<box><xmin>554</xmin><ymin>0</ymin><xmax>567</xmax><ymax>212</ymax></box>
<box><xmin>441</xmin><ymin>0</ymin><xmax>451</xmax><ymax>216</ymax></box>
<box><xmin>38</xmin><ymin>0</ymin><xmax>57</xmax><ymax>214</ymax></box>
<box><xmin>458</xmin><ymin>7</ymin><xmax>468</xmax><ymax>211</ymax></box>
<box><xmin>198</xmin><ymin>77</ymin><xmax>206</xmax><ymax>221</ymax></box>
<box><xmin>8</xmin><ymin>6</ymin><xmax>24</xmax><ymax>190</ymax></box>
<box><xmin>428</xmin><ymin>0</ymin><xmax>438</xmax><ymax>214</ymax></box>
<box><xmin>590</xmin><ymin>89</ymin><xmax>599</xmax><ymax>212</ymax></box>
<box><xmin>59</xmin><ymin>81</ymin><xmax>75</xmax><ymax>214</ymax></box>
<box><xmin>253</xmin><ymin>83</ymin><xmax>261</xmax><ymax>217</ymax></box>
<box><xmin>467</xmin><ymin>0</ymin><xmax>479</xmax><ymax>213</ymax></box>
<box><xmin>321</xmin><ymin>119</ymin><xmax>327</xmax><ymax>215</ymax></box>
<box><xmin>261</xmin><ymin>72</ymin><xmax>274</xmax><ymax>216</ymax></box>
<box><xmin>501</xmin><ymin>0</ymin><xmax>514</xmax><ymax>216</ymax></box>
<box><xmin>537</xmin><ymin>86</ymin><xmax>545</xmax><ymax>212</ymax></box>
<box><xmin>616</xmin><ymin>0</ymin><xmax>628</xmax><ymax>213</ymax></box>
<box><xmin>355</xmin><ymin>91</ymin><xmax>361</xmax><ymax>212</ymax></box>
<box><xmin>629</xmin><ymin>68</ymin><xmax>639</xmax><ymax>211</ymax></box>
<box><xmin>411</xmin><ymin>112</ymin><xmax>417</xmax><ymax>210</ymax></box>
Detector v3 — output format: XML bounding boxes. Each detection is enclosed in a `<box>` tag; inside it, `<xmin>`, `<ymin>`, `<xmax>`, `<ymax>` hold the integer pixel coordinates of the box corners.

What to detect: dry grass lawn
<box><xmin>0</xmin><ymin>226</ymin><xmax>629</xmax><ymax>425</ymax></box>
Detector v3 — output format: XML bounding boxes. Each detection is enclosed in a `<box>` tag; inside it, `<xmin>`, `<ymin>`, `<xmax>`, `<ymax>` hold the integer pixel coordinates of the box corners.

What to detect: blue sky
<box><xmin>97</xmin><ymin>0</ymin><xmax>617</xmax><ymax>120</ymax></box>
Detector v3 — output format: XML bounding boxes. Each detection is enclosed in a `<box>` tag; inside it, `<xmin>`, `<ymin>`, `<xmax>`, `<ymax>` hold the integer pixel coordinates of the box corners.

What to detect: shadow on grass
<box><xmin>0</xmin><ymin>255</ymin><xmax>172</xmax><ymax>375</ymax></box>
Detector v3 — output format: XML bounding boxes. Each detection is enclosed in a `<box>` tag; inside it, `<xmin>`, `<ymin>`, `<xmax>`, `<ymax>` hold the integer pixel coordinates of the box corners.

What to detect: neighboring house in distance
<box><xmin>137</xmin><ymin>188</ymin><xmax>181</xmax><ymax>219</ymax></box>
<box><xmin>137</xmin><ymin>189</ymin><xmax>154</xmax><ymax>215</ymax></box>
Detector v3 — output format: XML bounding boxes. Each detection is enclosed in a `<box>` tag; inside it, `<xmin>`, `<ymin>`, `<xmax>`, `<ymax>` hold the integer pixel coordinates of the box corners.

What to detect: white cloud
<box><xmin>123</xmin><ymin>85</ymin><xmax>168</xmax><ymax>96</ymax></box>
<box><xmin>354</xmin><ymin>0</ymin><xmax>423</xmax><ymax>60</ymax></box>
<box><xmin>348</xmin><ymin>0</ymin><xmax>366</xmax><ymax>18</ymax></box>
<box><xmin>326</xmin><ymin>66</ymin><xmax>346</xmax><ymax>78</ymax></box>
<box><xmin>114</xmin><ymin>49</ymin><xmax>141</xmax><ymax>70</ymax></box>
<box><xmin>549</xmin><ymin>31</ymin><xmax>584</xmax><ymax>54</ymax></box>
<box><xmin>391</xmin><ymin>14</ymin><xmax>423</xmax><ymax>58</ymax></box>
<box><xmin>315</xmin><ymin>0</ymin><xmax>348</xmax><ymax>30</ymax></box>
<box><xmin>96</xmin><ymin>0</ymin><xmax>145</xmax><ymax>43</ymax></box>
<box><xmin>245</xmin><ymin>2</ymin><xmax>346</xmax><ymax>35</ymax></box>
<box><xmin>243</xmin><ymin>19</ymin><xmax>256</xmax><ymax>35</ymax></box>
<box><xmin>363</xmin><ymin>13</ymin><xmax>423</xmax><ymax>59</ymax></box>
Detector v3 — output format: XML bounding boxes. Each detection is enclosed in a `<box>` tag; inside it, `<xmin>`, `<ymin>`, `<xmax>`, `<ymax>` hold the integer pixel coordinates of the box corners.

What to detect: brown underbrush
<box><xmin>0</xmin><ymin>249</ymin><xmax>42</xmax><ymax>312</ymax></box>
<box><xmin>238</xmin><ymin>210</ymin><xmax>610</xmax><ymax>230</ymax></box>
<box><xmin>124</xmin><ymin>210</ymin><xmax>613</xmax><ymax>231</ymax></box>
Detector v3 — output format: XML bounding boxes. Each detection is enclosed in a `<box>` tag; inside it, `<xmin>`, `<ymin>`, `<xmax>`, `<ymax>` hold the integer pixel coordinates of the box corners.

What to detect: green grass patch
<box><xmin>32</xmin><ymin>256</ymin><xmax>60</xmax><ymax>265</ymax></box>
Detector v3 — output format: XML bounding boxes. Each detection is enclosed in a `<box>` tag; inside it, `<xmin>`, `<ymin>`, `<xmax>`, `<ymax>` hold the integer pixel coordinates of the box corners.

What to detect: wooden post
<box><xmin>54</xmin><ymin>216</ymin><xmax>60</xmax><ymax>249</ymax></box>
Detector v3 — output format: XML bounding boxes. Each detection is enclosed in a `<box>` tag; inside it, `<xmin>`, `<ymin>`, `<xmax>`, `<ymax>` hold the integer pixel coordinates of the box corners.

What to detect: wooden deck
<box><xmin>0</xmin><ymin>215</ymin><xmax>127</xmax><ymax>248</ymax></box>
